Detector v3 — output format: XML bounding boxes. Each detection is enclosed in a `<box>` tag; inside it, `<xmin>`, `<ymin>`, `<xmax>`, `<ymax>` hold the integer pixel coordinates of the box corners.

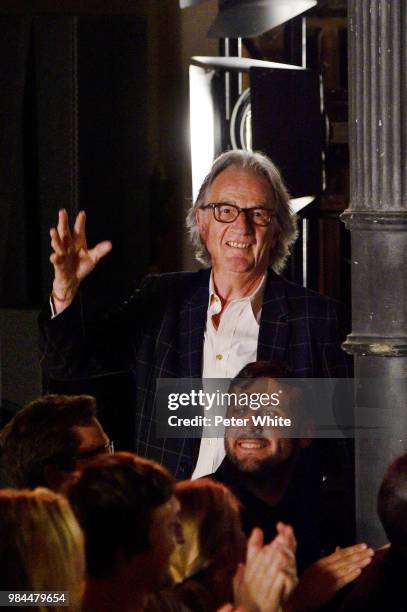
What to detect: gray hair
<box><xmin>186</xmin><ymin>150</ymin><xmax>299</xmax><ymax>273</ymax></box>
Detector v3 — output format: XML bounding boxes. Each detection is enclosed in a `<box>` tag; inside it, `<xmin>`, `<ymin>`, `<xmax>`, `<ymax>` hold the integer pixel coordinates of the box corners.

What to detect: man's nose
<box><xmin>248</xmin><ymin>419</ymin><xmax>263</xmax><ymax>436</ymax></box>
<box><xmin>232</xmin><ymin>208</ymin><xmax>253</xmax><ymax>232</ymax></box>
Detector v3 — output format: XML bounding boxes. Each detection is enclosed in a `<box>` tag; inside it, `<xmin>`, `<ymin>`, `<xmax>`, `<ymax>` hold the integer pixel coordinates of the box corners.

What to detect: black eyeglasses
<box><xmin>200</xmin><ymin>203</ymin><xmax>274</xmax><ymax>226</ymax></box>
<box><xmin>73</xmin><ymin>440</ymin><xmax>114</xmax><ymax>462</ymax></box>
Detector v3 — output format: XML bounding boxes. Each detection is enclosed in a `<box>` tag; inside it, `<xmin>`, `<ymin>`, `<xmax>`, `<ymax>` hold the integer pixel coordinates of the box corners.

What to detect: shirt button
<box><xmin>216</xmin><ymin>354</ymin><xmax>223</xmax><ymax>360</ymax></box>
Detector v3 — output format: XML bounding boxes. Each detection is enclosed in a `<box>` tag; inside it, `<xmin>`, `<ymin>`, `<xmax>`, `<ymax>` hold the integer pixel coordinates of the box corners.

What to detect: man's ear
<box><xmin>195</xmin><ymin>208</ymin><xmax>207</xmax><ymax>242</ymax></box>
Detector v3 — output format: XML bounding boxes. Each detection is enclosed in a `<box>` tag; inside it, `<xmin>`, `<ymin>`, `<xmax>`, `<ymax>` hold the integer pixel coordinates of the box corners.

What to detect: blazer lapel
<box><xmin>178</xmin><ymin>268</ymin><xmax>210</xmax><ymax>377</ymax></box>
<box><xmin>257</xmin><ymin>269</ymin><xmax>291</xmax><ymax>363</ymax></box>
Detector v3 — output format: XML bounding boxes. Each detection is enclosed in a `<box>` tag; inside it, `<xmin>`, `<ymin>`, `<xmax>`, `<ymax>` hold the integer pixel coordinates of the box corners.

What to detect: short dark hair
<box><xmin>229</xmin><ymin>360</ymin><xmax>295</xmax><ymax>395</ymax></box>
<box><xmin>0</xmin><ymin>394</ymin><xmax>97</xmax><ymax>488</ymax></box>
<box><xmin>228</xmin><ymin>361</ymin><xmax>309</xmax><ymax>429</ymax></box>
<box><xmin>377</xmin><ymin>453</ymin><xmax>407</xmax><ymax>547</ymax></box>
<box><xmin>67</xmin><ymin>452</ymin><xmax>174</xmax><ymax>578</ymax></box>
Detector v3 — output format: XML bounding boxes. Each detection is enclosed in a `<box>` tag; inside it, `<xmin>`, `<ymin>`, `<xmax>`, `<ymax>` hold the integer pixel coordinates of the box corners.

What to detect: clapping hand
<box><xmin>285</xmin><ymin>542</ymin><xmax>374</xmax><ymax>611</ymax></box>
<box><xmin>230</xmin><ymin>523</ymin><xmax>298</xmax><ymax>612</ymax></box>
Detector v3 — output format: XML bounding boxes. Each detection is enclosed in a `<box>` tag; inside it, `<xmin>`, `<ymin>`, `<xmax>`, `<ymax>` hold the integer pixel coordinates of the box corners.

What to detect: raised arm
<box><xmin>50</xmin><ymin>209</ymin><xmax>112</xmax><ymax>314</ymax></box>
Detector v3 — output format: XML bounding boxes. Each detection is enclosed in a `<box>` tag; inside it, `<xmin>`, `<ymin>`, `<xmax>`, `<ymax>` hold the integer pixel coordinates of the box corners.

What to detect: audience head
<box><xmin>378</xmin><ymin>452</ymin><xmax>407</xmax><ymax>555</ymax></box>
<box><xmin>170</xmin><ymin>478</ymin><xmax>246</xmax><ymax>608</ymax></box>
<box><xmin>225</xmin><ymin>361</ymin><xmax>311</xmax><ymax>478</ymax></box>
<box><xmin>0</xmin><ymin>394</ymin><xmax>111</xmax><ymax>491</ymax></box>
<box><xmin>67</xmin><ymin>452</ymin><xmax>180</xmax><ymax>593</ymax></box>
<box><xmin>0</xmin><ymin>488</ymin><xmax>84</xmax><ymax>612</ymax></box>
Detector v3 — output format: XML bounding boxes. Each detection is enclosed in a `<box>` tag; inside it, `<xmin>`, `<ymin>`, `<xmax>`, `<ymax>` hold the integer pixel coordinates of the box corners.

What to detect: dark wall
<box><xmin>0</xmin><ymin>14</ymin><xmax>149</xmax><ymax>308</ymax></box>
<box><xmin>0</xmin><ymin>15</ymin><xmax>150</xmax><ymax>447</ymax></box>
<box><xmin>78</xmin><ymin>16</ymin><xmax>149</xmax><ymax>304</ymax></box>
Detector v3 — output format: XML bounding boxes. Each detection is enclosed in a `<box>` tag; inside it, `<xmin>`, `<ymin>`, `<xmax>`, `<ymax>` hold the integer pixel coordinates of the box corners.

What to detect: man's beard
<box><xmin>225</xmin><ymin>439</ymin><xmax>301</xmax><ymax>480</ymax></box>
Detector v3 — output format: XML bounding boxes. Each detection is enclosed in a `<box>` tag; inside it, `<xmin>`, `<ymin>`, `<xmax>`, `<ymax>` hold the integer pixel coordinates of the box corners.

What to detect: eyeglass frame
<box><xmin>73</xmin><ymin>439</ymin><xmax>115</xmax><ymax>462</ymax></box>
<box><xmin>199</xmin><ymin>202</ymin><xmax>275</xmax><ymax>227</ymax></box>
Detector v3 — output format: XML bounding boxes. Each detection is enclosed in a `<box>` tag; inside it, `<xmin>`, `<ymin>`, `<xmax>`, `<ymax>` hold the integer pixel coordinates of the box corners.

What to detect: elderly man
<box><xmin>40</xmin><ymin>150</ymin><xmax>351</xmax><ymax>478</ymax></box>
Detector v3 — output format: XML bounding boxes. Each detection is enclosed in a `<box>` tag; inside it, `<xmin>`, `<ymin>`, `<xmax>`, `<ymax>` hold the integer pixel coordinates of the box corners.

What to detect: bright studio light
<box><xmin>189</xmin><ymin>65</ymin><xmax>216</xmax><ymax>202</ymax></box>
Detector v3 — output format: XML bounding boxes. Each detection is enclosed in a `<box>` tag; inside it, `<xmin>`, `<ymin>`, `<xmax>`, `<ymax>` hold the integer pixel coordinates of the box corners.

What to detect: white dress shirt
<box><xmin>192</xmin><ymin>273</ymin><xmax>266</xmax><ymax>479</ymax></box>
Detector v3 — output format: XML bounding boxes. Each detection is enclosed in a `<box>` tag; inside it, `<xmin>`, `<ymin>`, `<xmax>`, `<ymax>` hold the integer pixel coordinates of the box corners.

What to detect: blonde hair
<box><xmin>0</xmin><ymin>488</ymin><xmax>85</xmax><ymax>612</ymax></box>
<box><xmin>171</xmin><ymin>479</ymin><xmax>245</xmax><ymax>582</ymax></box>
<box><xmin>186</xmin><ymin>150</ymin><xmax>299</xmax><ymax>273</ymax></box>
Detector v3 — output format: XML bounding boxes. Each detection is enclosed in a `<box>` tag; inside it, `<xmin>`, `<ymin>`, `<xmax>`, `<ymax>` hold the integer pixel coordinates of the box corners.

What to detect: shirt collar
<box><xmin>208</xmin><ymin>271</ymin><xmax>266</xmax><ymax>320</ymax></box>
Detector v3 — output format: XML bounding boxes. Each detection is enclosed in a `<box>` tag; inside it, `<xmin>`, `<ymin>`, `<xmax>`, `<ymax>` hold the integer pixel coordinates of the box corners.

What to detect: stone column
<box><xmin>342</xmin><ymin>0</ymin><xmax>407</xmax><ymax>545</ymax></box>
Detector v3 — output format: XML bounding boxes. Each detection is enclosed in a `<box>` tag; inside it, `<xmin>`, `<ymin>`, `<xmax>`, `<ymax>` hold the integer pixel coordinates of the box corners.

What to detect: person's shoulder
<box><xmin>269</xmin><ymin>271</ymin><xmax>343</xmax><ymax>314</ymax></box>
<box><xmin>274</xmin><ymin>273</ymin><xmax>330</xmax><ymax>301</ymax></box>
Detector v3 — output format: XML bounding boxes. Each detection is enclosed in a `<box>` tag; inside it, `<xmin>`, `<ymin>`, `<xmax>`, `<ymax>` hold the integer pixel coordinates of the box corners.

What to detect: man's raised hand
<box><xmin>50</xmin><ymin>209</ymin><xmax>112</xmax><ymax>314</ymax></box>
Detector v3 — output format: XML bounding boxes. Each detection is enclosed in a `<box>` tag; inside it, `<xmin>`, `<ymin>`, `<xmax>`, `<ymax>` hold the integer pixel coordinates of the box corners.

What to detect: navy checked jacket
<box><xmin>39</xmin><ymin>268</ymin><xmax>352</xmax><ymax>478</ymax></box>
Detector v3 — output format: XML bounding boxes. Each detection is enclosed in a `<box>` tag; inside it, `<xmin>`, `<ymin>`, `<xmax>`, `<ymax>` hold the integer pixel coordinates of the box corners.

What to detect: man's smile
<box><xmin>236</xmin><ymin>438</ymin><xmax>269</xmax><ymax>450</ymax></box>
<box><xmin>226</xmin><ymin>240</ymin><xmax>252</xmax><ymax>249</ymax></box>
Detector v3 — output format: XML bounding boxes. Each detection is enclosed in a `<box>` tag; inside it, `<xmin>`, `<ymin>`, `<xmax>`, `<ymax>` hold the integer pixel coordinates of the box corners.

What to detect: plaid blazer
<box><xmin>39</xmin><ymin>268</ymin><xmax>351</xmax><ymax>478</ymax></box>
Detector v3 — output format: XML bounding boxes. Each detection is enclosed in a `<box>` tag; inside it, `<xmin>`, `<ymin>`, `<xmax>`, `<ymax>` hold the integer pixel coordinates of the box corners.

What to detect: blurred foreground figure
<box><xmin>0</xmin><ymin>394</ymin><xmax>111</xmax><ymax>491</ymax></box>
<box><xmin>67</xmin><ymin>452</ymin><xmax>182</xmax><ymax>612</ymax></box>
<box><xmin>338</xmin><ymin>452</ymin><xmax>407</xmax><ymax>611</ymax></box>
<box><xmin>0</xmin><ymin>488</ymin><xmax>84</xmax><ymax>612</ymax></box>
<box><xmin>161</xmin><ymin>478</ymin><xmax>246</xmax><ymax>611</ymax></box>
<box><xmin>40</xmin><ymin>149</ymin><xmax>350</xmax><ymax>477</ymax></box>
<box><xmin>148</xmin><ymin>479</ymin><xmax>296</xmax><ymax>612</ymax></box>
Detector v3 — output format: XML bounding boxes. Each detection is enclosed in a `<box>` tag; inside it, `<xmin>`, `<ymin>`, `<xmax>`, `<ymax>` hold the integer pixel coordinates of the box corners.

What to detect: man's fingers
<box><xmin>333</xmin><ymin>543</ymin><xmax>370</xmax><ymax>558</ymax></box>
<box><xmin>263</xmin><ymin>570</ymin><xmax>287</xmax><ymax>608</ymax></box>
<box><xmin>332</xmin><ymin>567</ymin><xmax>363</xmax><ymax>590</ymax></box>
<box><xmin>331</xmin><ymin>552</ymin><xmax>373</xmax><ymax>577</ymax></box>
<box><xmin>244</xmin><ymin>543</ymin><xmax>282</xmax><ymax>585</ymax></box>
<box><xmin>88</xmin><ymin>240</ymin><xmax>112</xmax><ymax>264</ymax></box>
<box><xmin>257</xmin><ymin>544</ymin><xmax>288</xmax><ymax>583</ymax></box>
<box><xmin>50</xmin><ymin>228</ymin><xmax>63</xmax><ymax>255</ymax></box>
<box><xmin>246</xmin><ymin>527</ymin><xmax>264</xmax><ymax>563</ymax></box>
<box><xmin>321</xmin><ymin>543</ymin><xmax>371</xmax><ymax>567</ymax></box>
<box><xmin>57</xmin><ymin>208</ymin><xmax>72</xmax><ymax>242</ymax></box>
<box><xmin>327</xmin><ymin>548</ymin><xmax>374</xmax><ymax>572</ymax></box>
<box><xmin>73</xmin><ymin>210</ymin><xmax>87</xmax><ymax>245</ymax></box>
<box><xmin>272</xmin><ymin>538</ymin><xmax>297</xmax><ymax>561</ymax></box>
<box><xmin>276</xmin><ymin>522</ymin><xmax>297</xmax><ymax>552</ymax></box>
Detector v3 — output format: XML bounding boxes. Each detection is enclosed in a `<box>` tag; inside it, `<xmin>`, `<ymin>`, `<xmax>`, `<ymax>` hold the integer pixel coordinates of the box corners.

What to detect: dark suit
<box><xmin>39</xmin><ymin>268</ymin><xmax>351</xmax><ymax>478</ymax></box>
